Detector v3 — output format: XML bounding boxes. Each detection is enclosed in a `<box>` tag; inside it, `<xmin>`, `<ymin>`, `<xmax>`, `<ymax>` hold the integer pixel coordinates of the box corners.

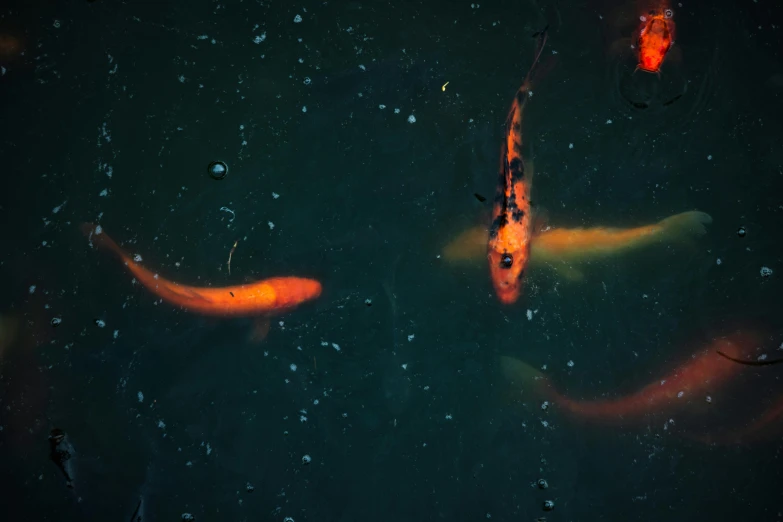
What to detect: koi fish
<box><xmin>636</xmin><ymin>5</ymin><xmax>676</xmax><ymax>74</ymax></box>
<box><xmin>487</xmin><ymin>28</ymin><xmax>548</xmax><ymax>304</ymax></box>
<box><xmin>500</xmin><ymin>332</ymin><xmax>760</xmax><ymax>422</ymax></box>
<box><xmin>81</xmin><ymin>223</ymin><xmax>322</xmax><ymax>316</ymax></box>
<box><xmin>49</xmin><ymin>428</ymin><xmax>77</xmax><ymax>489</ymax></box>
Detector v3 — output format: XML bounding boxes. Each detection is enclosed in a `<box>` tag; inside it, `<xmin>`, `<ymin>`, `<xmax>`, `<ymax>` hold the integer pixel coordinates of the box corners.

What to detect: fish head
<box><xmin>636</xmin><ymin>11</ymin><xmax>674</xmax><ymax>73</ymax></box>
<box><xmin>488</xmin><ymin>245</ymin><xmax>529</xmax><ymax>304</ymax></box>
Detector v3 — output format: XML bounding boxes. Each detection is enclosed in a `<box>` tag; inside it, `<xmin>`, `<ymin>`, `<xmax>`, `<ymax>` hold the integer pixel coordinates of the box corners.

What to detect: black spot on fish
<box><xmin>509</xmin><ymin>158</ymin><xmax>525</xmax><ymax>180</ymax></box>
<box><xmin>230</xmin><ymin>292</ymin><xmax>234</xmax><ymax>297</ymax></box>
<box><xmin>512</xmin><ymin>209</ymin><xmax>526</xmax><ymax>222</ymax></box>
<box><xmin>474</xmin><ymin>193</ymin><xmax>487</xmax><ymax>203</ymax></box>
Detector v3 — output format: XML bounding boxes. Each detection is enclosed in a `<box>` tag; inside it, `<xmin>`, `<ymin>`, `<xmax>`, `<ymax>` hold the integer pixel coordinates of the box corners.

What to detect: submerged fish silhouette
<box><xmin>49</xmin><ymin>428</ymin><xmax>76</xmax><ymax>489</ymax></box>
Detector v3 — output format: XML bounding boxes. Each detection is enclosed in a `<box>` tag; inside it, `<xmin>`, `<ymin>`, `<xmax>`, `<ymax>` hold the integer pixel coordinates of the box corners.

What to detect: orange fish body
<box><xmin>502</xmin><ymin>332</ymin><xmax>760</xmax><ymax>422</ymax></box>
<box><xmin>82</xmin><ymin>223</ymin><xmax>322</xmax><ymax>316</ymax></box>
<box><xmin>636</xmin><ymin>6</ymin><xmax>675</xmax><ymax>73</ymax></box>
<box><xmin>488</xmin><ymin>30</ymin><xmax>548</xmax><ymax>304</ymax></box>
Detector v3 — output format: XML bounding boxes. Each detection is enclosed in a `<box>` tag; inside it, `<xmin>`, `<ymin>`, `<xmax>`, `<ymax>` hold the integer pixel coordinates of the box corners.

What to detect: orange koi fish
<box><xmin>500</xmin><ymin>332</ymin><xmax>761</xmax><ymax>422</ymax></box>
<box><xmin>487</xmin><ymin>28</ymin><xmax>548</xmax><ymax>304</ymax></box>
<box><xmin>636</xmin><ymin>4</ymin><xmax>675</xmax><ymax>74</ymax></box>
<box><xmin>81</xmin><ymin>223</ymin><xmax>322</xmax><ymax>316</ymax></box>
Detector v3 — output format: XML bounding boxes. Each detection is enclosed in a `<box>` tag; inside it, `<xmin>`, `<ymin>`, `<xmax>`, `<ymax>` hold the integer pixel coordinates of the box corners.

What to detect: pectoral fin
<box><xmin>442</xmin><ymin>225</ymin><xmax>488</xmax><ymax>263</ymax></box>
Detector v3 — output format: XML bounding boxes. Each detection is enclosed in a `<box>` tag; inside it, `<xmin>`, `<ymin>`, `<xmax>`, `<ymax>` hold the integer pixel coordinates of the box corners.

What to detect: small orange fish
<box><xmin>487</xmin><ymin>28</ymin><xmax>548</xmax><ymax>304</ymax></box>
<box><xmin>636</xmin><ymin>5</ymin><xmax>675</xmax><ymax>74</ymax></box>
<box><xmin>81</xmin><ymin>223</ymin><xmax>322</xmax><ymax>316</ymax></box>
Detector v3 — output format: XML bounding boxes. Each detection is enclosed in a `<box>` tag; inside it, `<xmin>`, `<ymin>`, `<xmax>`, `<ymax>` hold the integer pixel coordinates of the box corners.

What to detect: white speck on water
<box><xmin>99</xmin><ymin>189</ymin><xmax>109</xmax><ymax>197</ymax></box>
<box><xmin>642</xmin><ymin>293</ymin><xmax>649</xmax><ymax>299</ymax></box>
<box><xmin>1</xmin><ymin>66</ymin><xmax>6</xmax><ymax>76</ymax></box>
<box><xmin>706</xmin><ymin>395</ymin><xmax>712</xmax><ymax>403</ymax></box>
<box><xmin>394</xmin><ymin>108</ymin><xmax>401</xmax><ymax>114</ymax></box>
<box><xmin>206</xmin><ymin>443</ymin><xmax>212</xmax><ymax>456</ymax></box>
<box><xmin>289</xmin><ymin>363</ymin><xmax>297</xmax><ymax>372</ymax></box>
<box><xmin>407</xmin><ymin>114</ymin><xmax>416</xmax><ymax>123</ymax></box>
<box><xmin>197</xmin><ymin>34</ymin><xmax>208</xmax><ymax>40</ymax></box>
<box><xmin>137</xmin><ymin>391</ymin><xmax>144</xmax><ymax>403</ymax></box>
<box><xmin>606</xmin><ymin>119</ymin><xmax>613</xmax><ymax>124</ymax></box>
<box><xmin>331</xmin><ymin>343</ymin><xmax>341</xmax><ymax>352</ymax></box>
<box><xmin>358</xmin><ymin>64</ymin><xmax>366</xmax><ymax>71</ymax></box>
<box><xmin>313</xmin><ymin>399</ymin><xmax>319</xmax><ymax>405</ymax></box>
<box><xmin>716</xmin><ymin>258</ymin><xmax>722</xmax><ymax>265</ymax></box>
<box><xmin>526</xmin><ymin>309</ymin><xmax>533</xmax><ymax>321</ymax></box>
<box><xmin>568</xmin><ymin>143</ymin><xmax>574</xmax><ymax>149</ymax></box>
<box><xmin>253</xmin><ymin>33</ymin><xmax>267</xmax><ymax>44</ymax></box>
<box><xmin>445</xmin><ymin>413</ymin><xmax>453</xmax><ymax>420</ymax></box>
<box><xmin>758</xmin><ymin>353</ymin><xmax>768</xmax><ymax>361</ymax></box>
<box><xmin>378</xmin><ymin>104</ymin><xmax>386</xmax><ymax>109</ymax></box>
<box><xmin>52</xmin><ymin>201</ymin><xmax>66</xmax><ymax>214</ymax></box>
<box><xmin>401</xmin><ymin>363</ymin><xmax>408</xmax><ymax>370</ymax></box>
<box><xmin>301</xmin><ymin>454</ymin><xmax>311</xmax><ymax>464</ymax></box>
<box><xmin>95</xmin><ymin>225</ymin><xmax>103</xmax><ymax>235</ymax></box>
<box><xmin>342</xmin><ymin>412</ymin><xmax>348</xmax><ymax>418</ymax></box>
<box><xmin>301</xmin><ymin>106</ymin><xmax>307</xmax><ymax>113</ymax></box>
<box><xmin>178</xmin><ymin>75</ymin><xmax>186</xmax><ymax>83</ymax></box>
<box><xmin>760</xmin><ymin>266</ymin><xmax>773</xmax><ymax>277</ymax></box>
<box><xmin>541</xmin><ymin>401</ymin><xmax>549</xmax><ymax>410</ymax></box>
<box><xmin>53</xmin><ymin>19</ymin><xmax>61</xmax><ymax>28</ymax></box>
<box><xmin>303</xmin><ymin>77</ymin><xmax>311</xmax><ymax>85</ymax></box>
<box><xmin>677</xmin><ymin>391</ymin><xmax>685</xmax><ymax>398</ymax></box>
<box><xmin>113</xmin><ymin>330</ymin><xmax>119</xmax><ymax>339</ymax></box>
<box><xmin>567</xmin><ymin>360</ymin><xmax>574</xmax><ymax>368</ymax></box>
<box><xmin>51</xmin><ymin>317</ymin><xmax>62</xmax><ymax>326</ymax></box>
<box><xmin>95</xmin><ymin>319</ymin><xmax>106</xmax><ymax>328</ymax></box>
<box><xmin>541</xmin><ymin>420</ymin><xmax>549</xmax><ymax>428</ymax></box>
<box><xmin>157</xmin><ymin>420</ymin><xmax>166</xmax><ymax>429</ymax></box>
<box><xmin>707</xmin><ymin>155</ymin><xmax>713</xmax><ymax>161</ymax></box>
<box><xmin>299</xmin><ymin>415</ymin><xmax>307</xmax><ymax>423</ymax></box>
<box><xmin>268</xmin><ymin>221</ymin><xmax>275</xmax><ymax>230</ymax></box>
<box><xmin>272</xmin><ymin>192</ymin><xmax>280</xmax><ymax>199</ymax></box>
<box><xmin>407</xmin><ymin>334</ymin><xmax>415</xmax><ymax>342</ymax></box>
<box><xmin>133</xmin><ymin>254</ymin><xmax>143</xmax><ymax>262</ymax></box>
<box><xmin>185</xmin><ymin>461</ymin><xmax>193</xmax><ymax>467</ymax></box>
<box><xmin>364</xmin><ymin>298</ymin><xmax>372</xmax><ymax>305</ymax></box>
<box><xmin>293</xmin><ymin>14</ymin><xmax>302</xmax><ymax>23</ymax></box>
<box><xmin>29</xmin><ymin>285</ymin><xmax>36</xmax><ymax>294</ymax></box>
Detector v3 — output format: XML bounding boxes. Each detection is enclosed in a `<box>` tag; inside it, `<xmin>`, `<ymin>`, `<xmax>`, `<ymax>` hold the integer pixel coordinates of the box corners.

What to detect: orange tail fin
<box><xmin>81</xmin><ymin>222</ymin><xmax>128</xmax><ymax>262</ymax></box>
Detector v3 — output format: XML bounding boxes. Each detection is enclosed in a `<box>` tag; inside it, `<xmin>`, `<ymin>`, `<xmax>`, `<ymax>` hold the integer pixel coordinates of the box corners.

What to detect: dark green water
<box><xmin>1</xmin><ymin>0</ymin><xmax>782</xmax><ymax>520</ymax></box>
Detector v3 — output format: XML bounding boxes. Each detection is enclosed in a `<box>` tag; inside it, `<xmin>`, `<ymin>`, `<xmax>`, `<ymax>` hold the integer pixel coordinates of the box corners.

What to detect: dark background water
<box><xmin>1</xmin><ymin>0</ymin><xmax>782</xmax><ymax>520</ymax></box>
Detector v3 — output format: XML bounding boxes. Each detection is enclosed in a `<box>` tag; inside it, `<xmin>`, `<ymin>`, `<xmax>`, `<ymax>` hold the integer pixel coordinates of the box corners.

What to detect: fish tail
<box><xmin>520</xmin><ymin>25</ymin><xmax>550</xmax><ymax>93</ymax></box>
<box><xmin>80</xmin><ymin>222</ymin><xmax>128</xmax><ymax>262</ymax></box>
<box><xmin>656</xmin><ymin>211</ymin><xmax>713</xmax><ymax>241</ymax></box>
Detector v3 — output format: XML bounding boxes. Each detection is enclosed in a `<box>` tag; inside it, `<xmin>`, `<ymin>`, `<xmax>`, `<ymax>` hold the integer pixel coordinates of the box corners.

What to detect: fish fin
<box><xmin>442</xmin><ymin>225</ymin><xmax>488</xmax><ymax>263</ymax></box>
<box><xmin>81</xmin><ymin>222</ymin><xmax>127</xmax><ymax>261</ymax></box>
<box><xmin>248</xmin><ymin>317</ymin><xmax>271</xmax><ymax>343</ymax></box>
<box><xmin>531</xmin><ymin>210</ymin><xmax>712</xmax><ymax>263</ymax></box>
<box><xmin>550</xmin><ymin>262</ymin><xmax>586</xmax><ymax>282</ymax></box>
<box><xmin>498</xmin><ymin>355</ymin><xmax>551</xmax><ymax>403</ymax></box>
